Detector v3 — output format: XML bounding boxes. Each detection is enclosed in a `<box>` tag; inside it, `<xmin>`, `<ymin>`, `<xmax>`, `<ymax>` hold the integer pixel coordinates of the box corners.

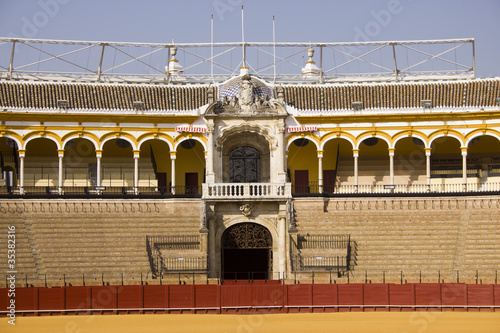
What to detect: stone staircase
<box><xmin>0</xmin><ymin>199</ymin><xmax>202</xmax><ymax>286</ymax></box>
<box><xmin>293</xmin><ymin>196</ymin><xmax>500</xmax><ymax>281</ymax></box>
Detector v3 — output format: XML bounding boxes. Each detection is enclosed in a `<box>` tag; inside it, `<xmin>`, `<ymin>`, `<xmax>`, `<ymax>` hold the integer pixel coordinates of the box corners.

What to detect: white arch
<box><xmin>137</xmin><ymin>136</ymin><xmax>173</xmax><ymax>151</ymax></box>
<box><xmin>428</xmin><ymin>134</ymin><xmax>464</xmax><ymax>148</ymax></box>
<box><xmin>320</xmin><ymin>136</ymin><xmax>355</xmax><ymax>151</ymax></box>
<box><xmin>392</xmin><ymin>134</ymin><xmax>429</xmax><ymax>149</ymax></box>
<box><xmin>62</xmin><ymin>136</ymin><xmax>99</xmax><ymax>151</ymax></box>
<box><xmin>465</xmin><ymin>133</ymin><xmax>500</xmax><ymax>146</ymax></box>
<box><xmin>100</xmin><ymin>136</ymin><xmax>137</xmax><ymax>150</ymax></box>
<box><xmin>173</xmin><ymin>137</ymin><xmax>207</xmax><ymax>151</ymax></box>
<box><xmin>0</xmin><ymin>135</ymin><xmax>22</xmax><ymax>150</ymax></box>
<box><xmin>286</xmin><ymin>136</ymin><xmax>320</xmax><ymax>151</ymax></box>
<box><xmin>23</xmin><ymin>135</ymin><xmax>61</xmax><ymax>150</ymax></box>
<box><xmin>355</xmin><ymin>134</ymin><xmax>391</xmax><ymax>150</ymax></box>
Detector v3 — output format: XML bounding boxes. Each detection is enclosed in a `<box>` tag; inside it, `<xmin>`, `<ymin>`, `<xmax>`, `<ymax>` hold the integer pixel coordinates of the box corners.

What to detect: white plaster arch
<box><xmin>428</xmin><ymin>134</ymin><xmax>464</xmax><ymax>148</ymax></box>
<box><xmin>465</xmin><ymin>133</ymin><xmax>500</xmax><ymax>146</ymax></box>
<box><xmin>137</xmin><ymin>137</ymin><xmax>173</xmax><ymax>151</ymax></box>
<box><xmin>174</xmin><ymin>137</ymin><xmax>207</xmax><ymax>151</ymax></box>
<box><xmin>23</xmin><ymin>135</ymin><xmax>61</xmax><ymax>150</ymax></box>
<box><xmin>100</xmin><ymin>136</ymin><xmax>137</xmax><ymax>151</ymax></box>
<box><xmin>392</xmin><ymin>134</ymin><xmax>429</xmax><ymax>150</ymax></box>
<box><xmin>320</xmin><ymin>136</ymin><xmax>355</xmax><ymax>151</ymax></box>
<box><xmin>62</xmin><ymin>136</ymin><xmax>99</xmax><ymax>151</ymax></box>
<box><xmin>355</xmin><ymin>134</ymin><xmax>391</xmax><ymax>150</ymax></box>
<box><xmin>0</xmin><ymin>135</ymin><xmax>22</xmax><ymax>150</ymax></box>
<box><xmin>286</xmin><ymin>136</ymin><xmax>320</xmax><ymax>151</ymax></box>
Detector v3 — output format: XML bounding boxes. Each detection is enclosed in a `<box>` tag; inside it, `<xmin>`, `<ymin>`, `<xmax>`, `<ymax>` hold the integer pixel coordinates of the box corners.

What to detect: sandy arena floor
<box><xmin>2</xmin><ymin>312</ymin><xmax>500</xmax><ymax>333</ymax></box>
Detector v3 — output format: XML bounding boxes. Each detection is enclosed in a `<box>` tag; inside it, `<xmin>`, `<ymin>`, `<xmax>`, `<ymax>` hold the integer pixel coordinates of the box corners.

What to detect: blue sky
<box><xmin>0</xmin><ymin>0</ymin><xmax>499</xmax><ymax>77</ymax></box>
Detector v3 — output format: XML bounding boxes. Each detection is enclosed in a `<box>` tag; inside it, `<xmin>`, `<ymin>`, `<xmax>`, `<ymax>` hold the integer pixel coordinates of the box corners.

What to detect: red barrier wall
<box><xmin>0</xmin><ymin>283</ymin><xmax>498</xmax><ymax>315</ymax></box>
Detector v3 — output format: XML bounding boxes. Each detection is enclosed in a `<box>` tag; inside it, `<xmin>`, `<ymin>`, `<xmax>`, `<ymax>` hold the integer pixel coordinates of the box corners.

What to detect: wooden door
<box><xmin>294</xmin><ymin>170</ymin><xmax>309</xmax><ymax>194</ymax></box>
<box><xmin>323</xmin><ymin>169</ymin><xmax>335</xmax><ymax>193</ymax></box>
<box><xmin>185</xmin><ymin>172</ymin><xmax>198</xmax><ymax>194</ymax></box>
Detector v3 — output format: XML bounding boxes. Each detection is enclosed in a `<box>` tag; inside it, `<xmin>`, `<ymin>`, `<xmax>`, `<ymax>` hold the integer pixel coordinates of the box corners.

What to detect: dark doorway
<box><xmin>223</xmin><ymin>249</ymin><xmax>270</xmax><ymax>280</ymax></box>
<box><xmin>222</xmin><ymin>223</ymin><xmax>272</xmax><ymax>280</ymax></box>
<box><xmin>229</xmin><ymin>146</ymin><xmax>260</xmax><ymax>183</ymax></box>
<box><xmin>185</xmin><ymin>172</ymin><xmax>198</xmax><ymax>194</ymax></box>
<box><xmin>323</xmin><ymin>169</ymin><xmax>335</xmax><ymax>194</ymax></box>
<box><xmin>294</xmin><ymin>170</ymin><xmax>309</xmax><ymax>193</ymax></box>
<box><xmin>157</xmin><ymin>172</ymin><xmax>167</xmax><ymax>193</ymax></box>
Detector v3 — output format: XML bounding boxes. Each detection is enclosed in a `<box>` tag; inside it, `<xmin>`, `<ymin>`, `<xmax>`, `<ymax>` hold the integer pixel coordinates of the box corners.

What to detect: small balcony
<box><xmin>202</xmin><ymin>183</ymin><xmax>292</xmax><ymax>201</ymax></box>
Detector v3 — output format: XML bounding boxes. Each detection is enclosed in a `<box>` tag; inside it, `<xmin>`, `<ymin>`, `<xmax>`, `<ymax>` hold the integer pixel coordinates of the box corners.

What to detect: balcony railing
<box><xmin>293</xmin><ymin>182</ymin><xmax>500</xmax><ymax>196</ymax></box>
<box><xmin>202</xmin><ymin>183</ymin><xmax>292</xmax><ymax>200</ymax></box>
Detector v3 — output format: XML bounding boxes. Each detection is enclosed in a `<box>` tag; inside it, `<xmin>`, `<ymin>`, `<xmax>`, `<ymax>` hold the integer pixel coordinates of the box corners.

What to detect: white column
<box><xmin>58</xmin><ymin>149</ymin><xmax>64</xmax><ymax>195</ymax></box>
<box><xmin>170</xmin><ymin>151</ymin><xmax>176</xmax><ymax>194</ymax></box>
<box><xmin>206</xmin><ymin>122</ymin><xmax>215</xmax><ymax>183</ymax></box>
<box><xmin>389</xmin><ymin>148</ymin><xmax>395</xmax><ymax>186</ymax></box>
<box><xmin>277</xmin><ymin>123</ymin><xmax>287</xmax><ymax>183</ymax></box>
<box><xmin>461</xmin><ymin>147</ymin><xmax>468</xmax><ymax>191</ymax></box>
<box><xmin>96</xmin><ymin>150</ymin><xmax>102</xmax><ymax>188</ymax></box>
<box><xmin>425</xmin><ymin>148</ymin><xmax>431</xmax><ymax>191</ymax></box>
<box><xmin>278</xmin><ymin>216</ymin><xmax>287</xmax><ymax>279</ymax></box>
<box><xmin>317</xmin><ymin>150</ymin><xmax>323</xmax><ymax>193</ymax></box>
<box><xmin>133</xmin><ymin>150</ymin><xmax>140</xmax><ymax>194</ymax></box>
<box><xmin>353</xmin><ymin>149</ymin><xmax>359</xmax><ymax>191</ymax></box>
<box><xmin>19</xmin><ymin>150</ymin><xmax>25</xmax><ymax>195</ymax></box>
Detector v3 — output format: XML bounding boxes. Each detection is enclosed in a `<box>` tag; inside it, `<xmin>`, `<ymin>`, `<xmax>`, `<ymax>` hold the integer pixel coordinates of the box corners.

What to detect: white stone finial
<box><xmin>302</xmin><ymin>46</ymin><xmax>321</xmax><ymax>79</ymax></box>
<box><xmin>165</xmin><ymin>45</ymin><xmax>184</xmax><ymax>80</ymax></box>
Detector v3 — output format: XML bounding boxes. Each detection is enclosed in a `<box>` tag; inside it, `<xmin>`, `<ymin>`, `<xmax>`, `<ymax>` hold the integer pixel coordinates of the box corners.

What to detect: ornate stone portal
<box><xmin>203</xmin><ymin>74</ymin><xmax>291</xmax><ymax>279</ymax></box>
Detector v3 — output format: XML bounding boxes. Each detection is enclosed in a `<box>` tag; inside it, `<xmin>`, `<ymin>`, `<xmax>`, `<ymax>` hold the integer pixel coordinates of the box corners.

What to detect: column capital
<box><xmin>95</xmin><ymin>149</ymin><xmax>103</xmax><ymax>157</ymax></box>
<box><xmin>57</xmin><ymin>149</ymin><xmax>65</xmax><ymax>157</ymax></box>
<box><xmin>460</xmin><ymin>146</ymin><xmax>468</xmax><ymax>155</ymax></box>
<box><xmin>170</xmin><ymin>151</ymin><xmax>177</xmax><ymax>159</ymax></box>
<box><xmin>352</xmin><ymin>148</ymin><xmax>359</xmax><ymax>157</ymax></box>
<box><xmin>18</xmin><ymin>149</ymin><xmax>26</xmax><ymax>157</ymax></box>
<box><xmin>425</xmin><ymin>147</ymin><xmax>432</xmax><ymax>155</ymax></box>
<box><xmin>388</xmin><ymin>148</ymin><xmax>395</xmax><ymax>156</ymax></box>
<box><xmin>317</xmin><ymin>150</ymin><xmax>324</xmax><ymax>158</ymax></box>
<box><xmin>133</xmin><ymin>150</ymin><xmax>141</xmax><ymax>158</ymax></box>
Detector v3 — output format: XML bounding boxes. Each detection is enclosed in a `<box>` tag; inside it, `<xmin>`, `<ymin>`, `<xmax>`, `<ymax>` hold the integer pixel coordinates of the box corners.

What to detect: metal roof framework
<box><xmin>0</xmin><ymin>37</ymin><xmax>475</xmax><ymax>84</ymax></box>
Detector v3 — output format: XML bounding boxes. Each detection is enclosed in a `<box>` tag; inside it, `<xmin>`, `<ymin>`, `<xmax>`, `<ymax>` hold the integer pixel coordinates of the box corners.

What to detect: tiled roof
<box><xmin>0</xmin><ymin>81</ymin><xmax>210</xmax><ymax>111</ymax></box>
<box><xmin>277</xmin><ymin>79</ymin><xmax>500</xmax><ymax>110</ymax></box>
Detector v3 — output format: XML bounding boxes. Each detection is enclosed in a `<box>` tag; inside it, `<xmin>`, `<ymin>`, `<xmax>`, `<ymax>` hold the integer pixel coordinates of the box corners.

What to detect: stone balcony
<box><xmin>202</xmin><ymin>183</ymin><xmax>292</xmax><ymax>201</ymax></box>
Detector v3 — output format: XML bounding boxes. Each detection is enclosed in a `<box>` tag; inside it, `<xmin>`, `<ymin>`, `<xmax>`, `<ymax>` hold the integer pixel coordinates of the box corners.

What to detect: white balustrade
<box><xmin>203</xmin><ymin>183</ymin><xmax>292</xmax><ymax>200</ymax></box>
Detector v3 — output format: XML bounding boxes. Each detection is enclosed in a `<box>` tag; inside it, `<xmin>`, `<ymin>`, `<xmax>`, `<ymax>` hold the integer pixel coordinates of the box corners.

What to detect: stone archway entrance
<box><xmin>222</xmin><ymin>223</ymin><xmax>272</xmax><ymax>280</ymax></box>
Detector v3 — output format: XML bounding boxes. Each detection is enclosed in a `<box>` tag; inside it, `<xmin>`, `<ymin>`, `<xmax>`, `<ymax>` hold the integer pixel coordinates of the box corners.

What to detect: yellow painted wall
<box><xmin>431</xmin><ymin>137</ymin><xmax>461</xmax><ymax>156</ymax></box>
<box><xmin>140</xmin><ymin>140</ymin><xmax>172</xmax><ymax>182</ymax></box>
<box><xmin>102</xmin><ymin>139</ymin><xmax>133</xmax><ymax>157</ymax></box>
<box><xmin>175</xmin><ymin>141</ymin><xmax>205</xmax><ymax>187</ymax></box>
<box><xmin>26</xmin><ymin>138</ymin><xmax>57</xmax><ymax>156</ymax></box>
<box><xmin>287</xmin><ymin>140</ymin><xmax>318</xmax><ymax>184</ymax></box>
<box><xmin>468</xmin><ymin>135</ymin><xmax>500</xmax><ymax>154</ymax></box>
<box><xmin>323</xmin><ymin>139</ymin><xmax>353</xmax><ymax>170</ymax></box>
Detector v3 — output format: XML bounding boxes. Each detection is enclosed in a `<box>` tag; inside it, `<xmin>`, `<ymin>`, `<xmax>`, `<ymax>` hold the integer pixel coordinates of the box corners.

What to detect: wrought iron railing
<box><xmin>146</xmin><ymin>235</ymin><xmax>206</xmax><ymax>278</ymax></box>
<box><xmin>298</xmin><ymin>234</ymin><xmax>351</xmax><ymax>250</ymax></box>
<box><xmin>291</xmin><ymin>255</ymin><xmax>349</xmax><ymax>272</ymax></box>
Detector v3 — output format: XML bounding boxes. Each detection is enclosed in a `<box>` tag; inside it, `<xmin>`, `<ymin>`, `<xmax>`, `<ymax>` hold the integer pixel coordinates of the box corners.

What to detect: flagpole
<box><xmin>211</xmin><ymin>14</ymin><xmax>214</xmax><ymax>83</ymax></box>
<box><xmin>241</xmin><ymin>5</ymin><xmax>246</xmax><ymax>71</ymax></box>
<box><xmin>273</xmin><ymin>15</ymin><xmax>276</xmax><ymax>84</ymax></box>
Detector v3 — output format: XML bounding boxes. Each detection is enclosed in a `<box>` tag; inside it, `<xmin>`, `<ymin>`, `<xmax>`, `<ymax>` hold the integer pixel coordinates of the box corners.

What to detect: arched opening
<box><xmin>229</xmin><ymin>146</ymin><xmax>260</xmax><ymax>182</ymax></box>
<box><xmin>0</xmin><ymin>138</ymin><xmax>19</xmax><ymax>188</ymax></box>
<box><xmin>221</xmin><ymin>131</ymin><xmax>270</xmax><ymax>183</ymax></box>
<box><xmin>394</xmin><ymin>137</ymin><xmax>426</xmax><ymax>185</ymax></box>
<box><xmin>63</xmin><ymin>138</ymin><xmax>97</xmax><ymax>187</ymax></box>
<box><xmin>25</xmin><ymin>138</ymin><xmax>58</xmax><ymax>189</ymax></box>
<box><xmin>323</xmin><ymin>138</ymin><xmax>354</xmax><ymax>192</ymax></box>
<box><xmin>222</xmin><ymin>223</ymin><xmax>272</xmax><ymax>280</ymax></box>
<box><xmin>358</xmin><ymin>137</ymin><xmax>389</xmax><ymax>185</ymax></box>
<box><xmin>287</xmin><ymin>138</ymin><xmax>317</xmax><ymax>193</ymax></box>
<box><xmin>101</xmin><ymin>138</ymin><xmax>134</xmax><ymax>188</ymax></box>
<box><xmin>176</xmin><ymin>139</ymin><xmax>205</xmax><ymax>194</ymax></box>
<box><xmin>140</xmin><ymin>139</ymin><xmax>172</xmax><ymax>192</ymax></box>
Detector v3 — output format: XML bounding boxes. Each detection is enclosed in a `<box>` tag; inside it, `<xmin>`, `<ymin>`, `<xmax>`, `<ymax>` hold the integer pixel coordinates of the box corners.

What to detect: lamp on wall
<box><xmin>133</xmin><ymin>101</ymin><xmax>145</xmax><ymax>109</ymax></box>
<box><xmin>421</xmin><ymin>99</ymin><xmax>432</xmax><ymax>108</ymax></box>
<box><xmin>352</xmin><ymin>101</ymin><xmax>363</xmax><ymax>110</ymax></box>
<box><xmin>57</xmin><ymin>100</ymin><xmax>68</xmax><ymax>108</ymax></box>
